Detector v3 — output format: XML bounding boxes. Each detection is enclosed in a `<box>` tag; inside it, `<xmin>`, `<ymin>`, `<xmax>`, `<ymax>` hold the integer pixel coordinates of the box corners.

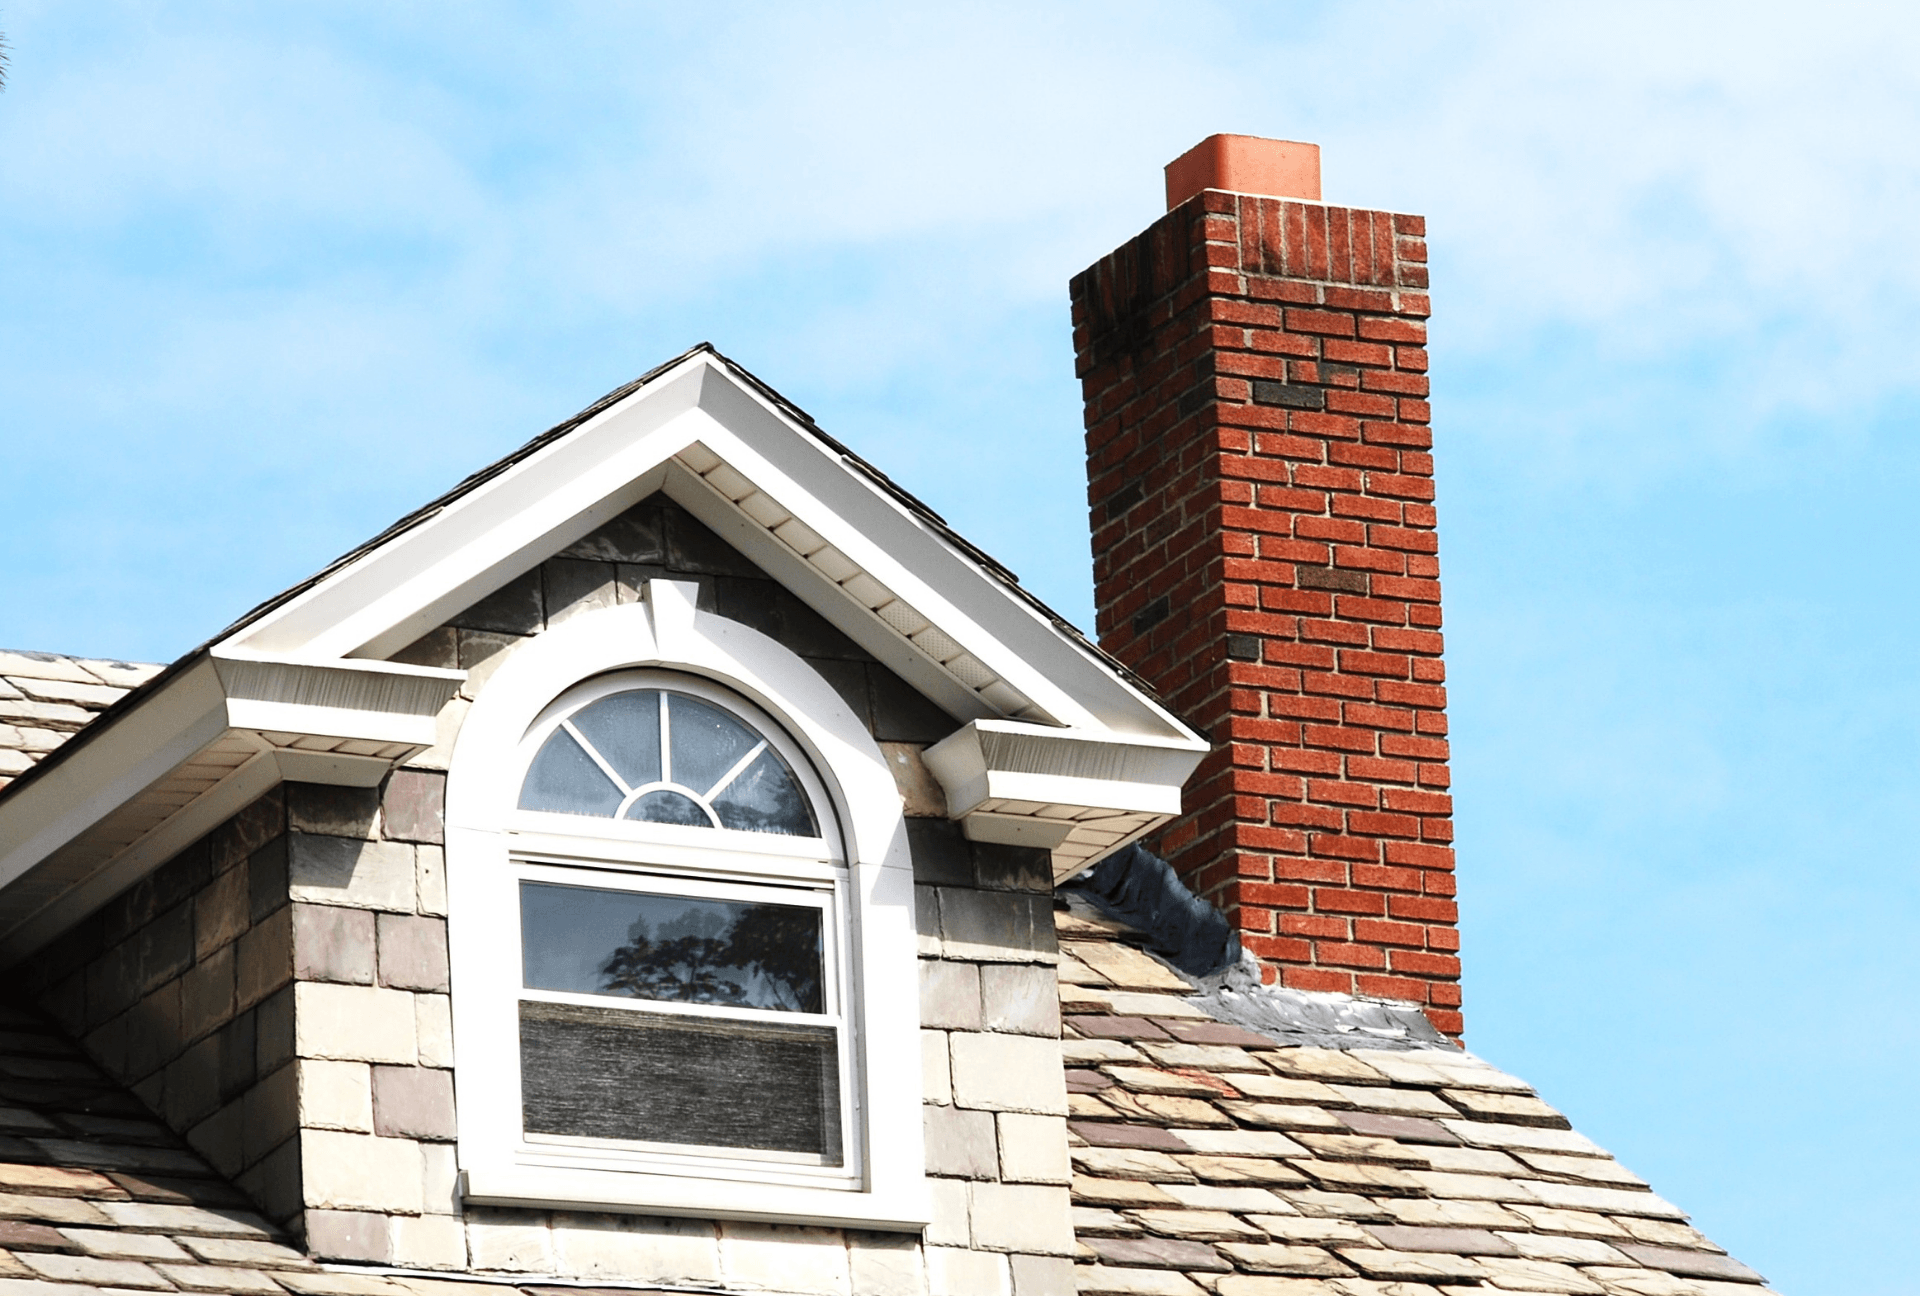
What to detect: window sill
<box><xmin>461</xmin><ymin>1165</ymin><xmax>932</xmax><ymax>1233</ymax></box>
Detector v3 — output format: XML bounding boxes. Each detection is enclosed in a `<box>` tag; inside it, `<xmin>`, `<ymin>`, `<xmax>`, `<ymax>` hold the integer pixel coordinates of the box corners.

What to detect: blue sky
<box><xmin>5</xmin><ymin>3</ymin><xmax>1918</xmax><ymax>1290</ymax></box>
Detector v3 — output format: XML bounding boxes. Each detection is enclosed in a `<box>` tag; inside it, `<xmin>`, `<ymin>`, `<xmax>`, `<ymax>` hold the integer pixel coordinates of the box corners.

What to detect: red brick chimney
<box><xmin>1072</xmin><ymin>134</ymin><xmax>1460</xmax><ymax>1034</ymax></box>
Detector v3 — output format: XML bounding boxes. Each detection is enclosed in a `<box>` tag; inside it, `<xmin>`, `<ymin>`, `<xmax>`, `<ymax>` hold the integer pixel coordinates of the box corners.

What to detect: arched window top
<box><xmin>519</xmin><ymin>683</ymin><xmax>819</xmax><ymax>838</ymax></box>
<box><xmin>445</xmin><ymin>593</ymin><xmax>923</xmax><ymax>1224</ymax></box>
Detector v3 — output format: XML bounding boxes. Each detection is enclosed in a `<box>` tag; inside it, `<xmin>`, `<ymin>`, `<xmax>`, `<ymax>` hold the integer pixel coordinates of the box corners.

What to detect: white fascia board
<box><xmin>227</xmin><ymin>360</ymin><xmax>711</xmax><ymax>661</ymax></box>
<box><xmin>924</xmin><ymin>720</ymin><xmax>1204</xmax><ymax>881</ymax></box>
<box><xmin>924</xmin><ymin>719</ymin><xmax>1205</xmax><ymax>822</ymax></box>
<box><xmin>211</xmin><ymin>651</ymin><xmax>464</xmax><ymax>748</ymax></box>
<box><xmin>220</xmin><ymin>351</ymin><xmax>1196</xmax><ymax>747</ymax></box>
<box><xmin>0</xmin><ymin>653</ymin><xmax>465</xmax><ymax>964</ymax></box>
<box><xmin>680</xmin><ymin>385</ymin><xmax>1093</xmax><ymax>729</ymax></box>
<box><xmin>343</xmin><ymin>453</ymin><xmax>671</xmax><ymax>665</ymax></box>
<box><xmin>0</xmin><ymin>659</ymin><xmax>230</xmax><ymax>897</ymax></box>
<box><xmin>695</xmin><ymin>375</ymin><xmax>1196</xmax><ymax>742</ymax></box>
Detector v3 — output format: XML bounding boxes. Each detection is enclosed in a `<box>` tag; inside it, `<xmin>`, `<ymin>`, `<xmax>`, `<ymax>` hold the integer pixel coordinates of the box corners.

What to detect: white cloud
<box><xmin>5</xmin><ymin>0</ymin><xmax>1920</xmax><ymax>629</ymax></box>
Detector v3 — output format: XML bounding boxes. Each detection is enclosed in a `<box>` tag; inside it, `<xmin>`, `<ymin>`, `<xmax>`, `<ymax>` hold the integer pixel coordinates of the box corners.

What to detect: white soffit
<box><xmin>0</xmin><ymin>653</ymin><xmax>462</xmax><ymax>965</ymax></box>
<box><xmin>924</xmin><ymin>720</ymin><xmax>1205</xmax><ymax>884</ymax></box>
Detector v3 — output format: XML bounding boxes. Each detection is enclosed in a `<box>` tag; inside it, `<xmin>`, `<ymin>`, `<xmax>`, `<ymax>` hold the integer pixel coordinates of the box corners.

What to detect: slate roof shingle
<box><xmin>0</xmin><ymin>652</ymin><xmax>162</xmax><ymax>791</ymax></box>
<box><xmin>0</xmin><ymin>1004</ymin><xmax>647</xmax><ymax>1296</ymax></box>
<box><xmin>1054</xmin><ymin>900</ymin><xmax>1772</xmax><ymax>1296</ymax></box>
<box><xmin>0</xmin><ymin>1001</ymin><xmax>347</xmax><ymax>1296</ymax></box>
<box><xmin>0</xmin><ymin>643</ymin><xmax>1775</xmax><ymax>1296</ymax></box>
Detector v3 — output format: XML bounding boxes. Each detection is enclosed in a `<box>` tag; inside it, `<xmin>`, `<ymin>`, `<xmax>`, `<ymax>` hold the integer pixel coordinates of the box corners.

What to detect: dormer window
<box><xmin>508</xmin><ymin>673</ymin><xmax>849</xmax><ymax>1174</ymax></box>
<box><xmin>446</xmin><ymin>586</ymin><xmax>930</xmax><ymax>1228</ymax></box>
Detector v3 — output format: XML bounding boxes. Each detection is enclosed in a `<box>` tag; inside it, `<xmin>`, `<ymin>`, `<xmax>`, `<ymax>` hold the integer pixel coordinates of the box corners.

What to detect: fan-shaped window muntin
<box><xmin>518</xmin><ymin>677</ymin><xmax>823</xmax><ymax>840</ymax></box>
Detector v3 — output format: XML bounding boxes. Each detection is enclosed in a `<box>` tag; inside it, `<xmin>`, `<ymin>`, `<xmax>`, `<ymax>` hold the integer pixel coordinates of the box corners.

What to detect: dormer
<box><xmin>0</xmin><ymin>345</ymin><xmax>1204</xmax><ymax>1281</ymax></box>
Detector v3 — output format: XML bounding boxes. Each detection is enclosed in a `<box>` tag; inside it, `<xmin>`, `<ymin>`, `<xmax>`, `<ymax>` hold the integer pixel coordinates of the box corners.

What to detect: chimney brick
<box><xmin>1071</xmin><ymin>158</ymin><xmax>1458</xmax><ymax>1035</ymax></box>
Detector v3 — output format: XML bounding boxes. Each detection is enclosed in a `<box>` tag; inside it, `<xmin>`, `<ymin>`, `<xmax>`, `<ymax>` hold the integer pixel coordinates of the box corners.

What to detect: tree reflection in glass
<box><xmin>522</xmin><ymin>882</ymin><xmax>824</xmax><ymax>1015</ymax></box>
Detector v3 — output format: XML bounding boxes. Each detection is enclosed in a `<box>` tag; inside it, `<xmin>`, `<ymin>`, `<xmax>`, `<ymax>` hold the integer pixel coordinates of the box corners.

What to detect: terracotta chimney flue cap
<box><xmin>1165</xmin><ymin>134</ymin><xmax>1321</xmax><ymax>209</ymax></box>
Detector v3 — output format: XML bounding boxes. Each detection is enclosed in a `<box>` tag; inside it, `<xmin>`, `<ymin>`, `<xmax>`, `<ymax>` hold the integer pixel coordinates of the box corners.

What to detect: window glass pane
<box><xmin>518</xmin><ymin>729</ymin><xmax>622</xmax><ymax>816</ymax></box>
<box><xmin>522</xmin><ymin>882</ymin><xmax>824</xmax><ymax>1014</ymax></box>
<box><xmin>569</xmin><ymin>690</ymin><xmax>660</xmax><ymax>789</ymax></box>
<box><xmin>712</xmin><ymin>748</ymin><xmax>817</xmax><ymax>836</ymax></box>
<box><xmin>516</xmin><ymin>686</ymin><xmax>822</xmax><ymax>838</ymax></box>
<box><xmin>668</xmin><ymin>695</ymin><xmax>763</xmax><ymax>796</ymax></box>
<box><xmin>625</xmin><ymin>789</ymin><xmax>713</xmax><ymax>827</ymax></box>
<box><xmin>521</xmin><ymin>1000</ymin><xmax>841</xmax><ymax>1161</ymax></box>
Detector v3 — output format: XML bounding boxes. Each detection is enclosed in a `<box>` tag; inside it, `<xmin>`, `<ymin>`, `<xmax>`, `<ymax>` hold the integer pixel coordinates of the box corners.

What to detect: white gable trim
<box><xmin>0</xmin><ymin>347</ymin><xmax>1206</xmax><ymax>961</ymax></box>
<box><xmin>224</xmin><ymin>352</ymin><xmax>1196</xmax><ymax>742</ymax></box>
<box><xmin>0</xmin><ymin>653</ymin><xmax>461</xmax><ymax>964</ymax></box>
<box><xmin>925</xmin><ymin>719</ymin><xmax>1200</xmax><ymax>882</ymax></box>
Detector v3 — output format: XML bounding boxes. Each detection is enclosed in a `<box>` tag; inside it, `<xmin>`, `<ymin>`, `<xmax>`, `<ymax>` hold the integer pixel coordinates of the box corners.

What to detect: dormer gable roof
<box><xmin>0</xmin><ymin>345</ymin><xmax>1206</xmax><ymax>963</ymax></box>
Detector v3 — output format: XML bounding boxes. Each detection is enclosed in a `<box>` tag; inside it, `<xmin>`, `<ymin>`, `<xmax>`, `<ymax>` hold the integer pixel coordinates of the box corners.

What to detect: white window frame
<box><xmin>510</xmin><ymin>671</ymin><xmax>856</xmax><ymax>1185</ymax></box>
<box><xmin>513</xmin><ymin>861</ymin><xmax>853</xmax><ymax>1184</ymax></box>
<box><xmin>446</xmin><ymin>580</ymin><xmax>929</xmax><ymax>1230</ymax></box>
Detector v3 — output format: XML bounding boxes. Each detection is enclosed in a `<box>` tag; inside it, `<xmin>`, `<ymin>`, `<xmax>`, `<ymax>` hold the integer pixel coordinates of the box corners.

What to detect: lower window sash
<box><xmin>518</xmin><ymin>999</ymin><xmax>845</xmax><ymax>1165</ymax></box>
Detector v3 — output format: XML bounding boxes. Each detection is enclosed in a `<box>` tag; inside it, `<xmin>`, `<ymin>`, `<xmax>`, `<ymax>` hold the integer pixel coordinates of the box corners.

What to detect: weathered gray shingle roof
<box><xmin>1055</xmin><ymin>902</ymin><xmax>1772</xmax><ymax>1296</ymax></box>
<box><xmin>0</xmin><ymin>652</ymin><xmax>162</xmax><ymax>791</ymax></box>
<box><xmin>0</xmin><ymin>656</ymin><xmax>1774</xmax><ymax>1294</ymax></box>
<box><xmin>0</xmin><ymin>1001</ymin><xmax>331</xmax><ymax>1296</ymax></box>
<box><xmin>0</xmin><ymin>1005</ymin><xmax>661</xmax><ymax>1296</ymax></box>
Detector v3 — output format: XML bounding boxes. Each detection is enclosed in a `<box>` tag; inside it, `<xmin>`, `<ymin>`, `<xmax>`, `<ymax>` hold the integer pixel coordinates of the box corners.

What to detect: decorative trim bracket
<box><xmin>922</xmin><ymin>719</ymin><xmax>1207</xmax><ymax>883</ymax></box>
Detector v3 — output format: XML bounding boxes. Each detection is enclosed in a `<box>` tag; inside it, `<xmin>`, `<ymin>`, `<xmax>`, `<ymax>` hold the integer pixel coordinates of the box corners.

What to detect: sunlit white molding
<box><xmin>219</xmin><ymin>350</ymin><xmax>1197</xmax><ymax>746</ymax></box>
<box><xmin>0</xmin><ymin>651</ymin><xmax>463</xmax><ymax>965</ymax></box>
<box><xmin>0</xmin><ymin>347</ymin><xmax>1211</xmax><ymax>965</ymax></box>
<box><xmin>924</xmin><ymin>720</ymin><xmax>1207</xmax><ymax>883</ymax></box>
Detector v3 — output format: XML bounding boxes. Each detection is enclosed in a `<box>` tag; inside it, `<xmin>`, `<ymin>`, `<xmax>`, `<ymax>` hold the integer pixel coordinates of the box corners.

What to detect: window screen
<box><xmin>520</xmin><ymin>1002</ymin><xmax>840</xmax><ymax>1160</ymax></box>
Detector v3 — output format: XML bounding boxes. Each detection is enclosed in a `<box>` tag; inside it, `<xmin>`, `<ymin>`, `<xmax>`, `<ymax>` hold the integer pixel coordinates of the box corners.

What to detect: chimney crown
<box><xmin>1164</xmin><ymin>134</ymin><xmax>1322</xmax><ymax>210</ymax></box>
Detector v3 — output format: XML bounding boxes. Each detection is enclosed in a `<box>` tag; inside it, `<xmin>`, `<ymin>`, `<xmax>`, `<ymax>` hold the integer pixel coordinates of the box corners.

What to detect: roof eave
<box><xmin>0</xmin><ymin>652</ymin><xmax>463</xmax><ymax>965</ymax></box>
<box><xmin>0</xmin><ymin>344</ymin><xmax>1208</xmax><ymax>960</ymax></box>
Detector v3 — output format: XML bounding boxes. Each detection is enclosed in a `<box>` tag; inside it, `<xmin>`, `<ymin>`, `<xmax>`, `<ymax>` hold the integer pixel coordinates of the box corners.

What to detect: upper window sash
<box><xmin>514</xmin><ymin>861</ymin><xmax>845</xmax><ymax>1023</ymax></box>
